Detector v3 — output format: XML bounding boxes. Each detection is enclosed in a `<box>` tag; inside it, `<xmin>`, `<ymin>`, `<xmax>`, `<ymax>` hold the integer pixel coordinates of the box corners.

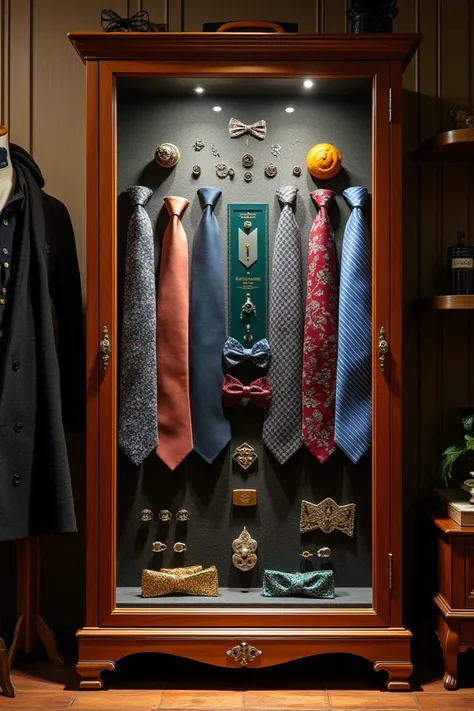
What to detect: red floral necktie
<box><xmin>302</xmin><ymin>189</ymin><xmax>338</xmax><ymax>463</ymax></box>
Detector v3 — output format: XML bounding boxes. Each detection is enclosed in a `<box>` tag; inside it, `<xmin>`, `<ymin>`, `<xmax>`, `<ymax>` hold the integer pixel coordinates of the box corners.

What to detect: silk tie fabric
<box><xmin>334</xmin><ymin>186</ymin><xmax>372</xmax><ymax>463</ymax></box>
<box><xmin>222</xmin><ymin>375</ymin><xmax>272</xmax><ymax>409</ymax></box>
<box><xmin>223</xmin><ymin>337</ymin><xmax>271</xmax><ymax>369</ymax></box>
<box><xmin>190</xmin><ymin>187</ymin><xmax>231</xmax><ymax>463</ymax></box>
<box><xmin>156</xmin><ymin>196</ymin><xmax>193</xmax><ymax>470</ymax></box>
<box><xmin>302</xmin><ymin>189</ymin><xmax>338</xmax><ymax>463</ymax></box>
<box><xmin>118</xmin><ymin>186</ymin><xmax>158</xmax><ymax>466</ymax></box>
<box><xmin>262</xmin><ymin>569</ymin><xmax>335</xmax><ymax>599</ymax></box>
<box><xmin>263</xmin><ymin>185</ymin><xmax>303</xmax><ymax>464</ymax></box>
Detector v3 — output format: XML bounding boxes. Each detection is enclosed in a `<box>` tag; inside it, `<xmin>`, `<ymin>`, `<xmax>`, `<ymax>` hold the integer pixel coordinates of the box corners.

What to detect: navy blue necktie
<box><xmin>334</xmin><ymin>186</ymin><xmax>372</xmax><ymax>463</ymax></box>
<box><xmin>190</xmin><ymin>187</ymin><xmax>231</xmax><ymax>463</ymax></box>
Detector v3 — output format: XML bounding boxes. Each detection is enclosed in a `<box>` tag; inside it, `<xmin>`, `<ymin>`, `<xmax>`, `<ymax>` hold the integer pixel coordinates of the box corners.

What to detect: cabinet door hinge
<box><xmin>388</xmin><ymin>552</ymin><xmax>393</xmax><ymax>589</ymax></box>
<box><xmin>389</xmin><ymin>88</ymin><xmax>392</xmax><ymax>123</ymax></box>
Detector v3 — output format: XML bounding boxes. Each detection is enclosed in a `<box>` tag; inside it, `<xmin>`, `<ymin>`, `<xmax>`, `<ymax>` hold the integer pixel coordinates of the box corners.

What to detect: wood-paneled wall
<box><xmin>0</xmin><ymin>0</ymin><xmax>473</xmax><ymax>634</ymax></box>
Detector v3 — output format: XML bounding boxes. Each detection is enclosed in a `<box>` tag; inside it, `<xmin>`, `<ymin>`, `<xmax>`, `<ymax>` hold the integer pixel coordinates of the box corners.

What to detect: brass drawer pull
<box><xmin>226</xmin><ymin>642</ymin><xmax>262</xmax><ymax>666</ymax></box>
<box><xmin>100</xmin><ymin>326</ymin><xmax>111</xmax><ymax>372</ymax></box>
<box><xmin>378</xmin><ymin>327</ymin><xmax>388</xmax><ymax>372</ymax></box>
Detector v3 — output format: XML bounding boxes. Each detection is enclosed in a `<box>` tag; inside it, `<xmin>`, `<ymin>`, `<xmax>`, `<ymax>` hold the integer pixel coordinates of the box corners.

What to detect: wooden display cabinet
<box><xmin>69</xmin><ymin>31</ymin><xmax>421</xmax><ymax>691</ymax></box>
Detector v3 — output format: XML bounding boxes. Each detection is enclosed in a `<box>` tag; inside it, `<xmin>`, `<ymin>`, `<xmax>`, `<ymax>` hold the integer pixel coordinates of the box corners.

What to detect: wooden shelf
<box><xmin>416</xmin><ymin>128</ymin><xmax>474</xmax><ymax>162</ymax></box>
<box><xmin>419</xmin><ymin>295</ymin><xmax>474</xmax><ymax>310</ymax></box>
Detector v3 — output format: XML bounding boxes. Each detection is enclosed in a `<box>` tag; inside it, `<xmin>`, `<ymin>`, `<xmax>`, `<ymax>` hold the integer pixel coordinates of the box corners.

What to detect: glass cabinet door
<box><xmin>98</xmin><ymin>68</ymin><xmax>391</xmax><ymax>626</ymax></box>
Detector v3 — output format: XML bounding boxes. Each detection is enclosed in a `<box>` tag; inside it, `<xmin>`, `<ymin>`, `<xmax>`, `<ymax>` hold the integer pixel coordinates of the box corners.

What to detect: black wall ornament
<box><xmin>347</xmin><ymin>0</ymin><xmax>398</xmax><ymax>34</ymax></box>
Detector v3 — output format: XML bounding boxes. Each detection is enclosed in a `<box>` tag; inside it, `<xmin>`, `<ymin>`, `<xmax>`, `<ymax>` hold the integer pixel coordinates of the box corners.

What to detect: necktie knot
<box><xmin>198</xmin><ymin>186</ymin><xmax>221</xmax><ymax>211</ymax></box>
<box><xmin>343</xmin><ymin>186</ymin><xmax>368</xmax><ymax>210</ymax></box>
<box><xmin>164</xmin><ymin>195</ymin><xmax>189</xmax><ymax>217</ymax></box>
<box><xmin>127</xmin><ymin>185</ymin><xmax>153</xmax><ymax>207</ymax></box>
<box><xmin>311</xmin><ymin>189</ymin><xmax>336</xmax><ymax>209</ymax></box>
<box><xmin>276</xmin><ymin>185</ymin><xmax>298</xmax><ymax>206</ymax></box>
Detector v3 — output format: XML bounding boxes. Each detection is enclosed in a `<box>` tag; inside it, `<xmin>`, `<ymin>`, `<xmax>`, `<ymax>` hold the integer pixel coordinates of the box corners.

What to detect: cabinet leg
<box><xmin>437</xmin><ymin>614</ymin><xmax>459</xmax><ymax>690</ymax></box>
<box><xmin>0</xmin><ymin>637</ymin><xmax>15</xmax><ymax>698</ymax></box>
<box><xmin>373</xmin><ymin>661</ymin><xmax>413</xmax><ymax>690</ymax></box>
<box><xmin>76</xmin><ymin>661</ymin><xmax>116</xmax><ymax>690</ymax></box>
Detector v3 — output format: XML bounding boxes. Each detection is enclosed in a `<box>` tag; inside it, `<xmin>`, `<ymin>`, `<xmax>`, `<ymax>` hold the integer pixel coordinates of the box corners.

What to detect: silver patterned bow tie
<box><xmin>229</xmin><ymin>118</ymin><xmax>267</xmax><ymax>140</ymax></box>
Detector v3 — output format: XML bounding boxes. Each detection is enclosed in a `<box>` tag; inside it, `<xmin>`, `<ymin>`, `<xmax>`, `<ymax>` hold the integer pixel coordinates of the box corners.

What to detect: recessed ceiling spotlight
<box><xmin>303</xmin><ymin>80</ymin><xmax>314</xmax><ymax>89</ymax></box>
<box><xmin>285</xmin><ymin>106</ymin><xmax>295</xmax><ymax>113</ymax></box>
<box><xmin>213</xmin><ymin>106</ymin><xmax>222</xmax><ymax>112</ymax></box>
<box><xmin>195</xmin><ymin>87</ymin><xmax>204</xmax><ymax>94</ymax></box>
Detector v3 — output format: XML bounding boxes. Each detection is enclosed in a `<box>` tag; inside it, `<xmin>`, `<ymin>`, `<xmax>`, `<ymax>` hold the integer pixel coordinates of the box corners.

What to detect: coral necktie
<box><xmin>156</xmin><ymin>196</ymin><xmax>193</xmax><ymax>470</ymax></box>
<box><xmin>190</xmin><ymin>187</ymin><xmax>231</xmax><ymax>463</ymax></box>
<box><xmin>334</xmin><ymin>186</ymin><xmax>372</xmax><ymax>463</ymax></box>
<box><xmin>118</xmin><ymin>186</ymin><xmax>158</xmax><ymax>465</ymax></box>
<box><xmin>263</xmin><ymin>185</ymin><xmax>303</xmax><ymax>464</ymax></box>
<box><xmin>302</xmin><ymin>189</ymin><xmax>338</xmax><ymax>463</ymax></box>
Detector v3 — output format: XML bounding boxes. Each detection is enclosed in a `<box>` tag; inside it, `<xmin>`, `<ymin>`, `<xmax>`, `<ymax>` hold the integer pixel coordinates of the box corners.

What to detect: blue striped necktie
<box><xmin>334</xmin><ymin>186</ymin><xmax>372</xmax><ymax>464</ymax></box>
<box><xmin>189</xmin><ymin>187</ymin><xmax>231</xmax><ymax>463</ymax></box>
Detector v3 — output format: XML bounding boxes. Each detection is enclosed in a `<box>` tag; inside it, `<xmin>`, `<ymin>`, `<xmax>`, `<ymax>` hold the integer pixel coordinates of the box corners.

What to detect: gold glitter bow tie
<box><xmin>300</xmin><ymin>498</ymin><xmax>356</xmax><ymax>538</ymax></box>
<box><xmin>229</xmin><ymin>118</ymin><xmax>267</xmax><ymax>141</ymax></box>
<box><xmin>141</xmin><ymin>566</ymin><xmax>219</xmax><ymax>597</ymax></box>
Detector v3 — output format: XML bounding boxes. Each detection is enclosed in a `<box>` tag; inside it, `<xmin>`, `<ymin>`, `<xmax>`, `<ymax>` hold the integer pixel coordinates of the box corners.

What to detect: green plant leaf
<box><xmin>462</xmin><ymin>415</ymin><xmax>474</xmax><ymax>433</ymax></box>
<box><xmin>439</xmin><ymin>447</ymin><xmax>465</xmax><ymax>485</ymax></box>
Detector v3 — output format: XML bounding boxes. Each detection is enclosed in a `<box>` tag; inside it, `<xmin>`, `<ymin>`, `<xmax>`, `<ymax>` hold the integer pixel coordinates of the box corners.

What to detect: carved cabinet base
<box><xmin>77</xmin><ymin>627</ymin><xmax>412</xmax><ymax>691</ymax></box>
<box><xmin>432</xmin><ymin>512</ymin><xmax>474</xmax><ymax>690</ymax></box>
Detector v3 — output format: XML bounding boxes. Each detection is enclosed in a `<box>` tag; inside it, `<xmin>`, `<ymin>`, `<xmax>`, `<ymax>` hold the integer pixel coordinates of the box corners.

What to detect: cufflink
<box><xmin>159</xmin><ymin>510</ymin><xmax>172</xmax><ymax>522</ymax></box>
<box><xmin>152</xmin><ymin>541</ymin><xmax>167</xmax><ymax>553</ymax></box>
<box><xmin>173</xmin><ymin>542</ymin><xmax>187</xmax><ymax>553</ymax></box>
<box><xmin>140</xmin><ymin>509</ymin><xmax>154</xmax><ymax>523</ymax></box>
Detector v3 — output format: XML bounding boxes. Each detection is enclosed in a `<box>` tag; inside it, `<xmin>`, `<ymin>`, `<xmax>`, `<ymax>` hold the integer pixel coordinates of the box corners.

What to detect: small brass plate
<box><xmin>233</xmin><ymin>489</ymin><xmax>257</xmax><ymax>506</ymax></box>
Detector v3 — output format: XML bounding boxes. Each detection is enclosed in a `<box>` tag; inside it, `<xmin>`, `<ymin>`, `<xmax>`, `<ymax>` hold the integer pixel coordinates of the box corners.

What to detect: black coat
<box><xmin>0</xmin><ymin>145</ymin><xmax>85</xmax><ymax>541</ymax></box>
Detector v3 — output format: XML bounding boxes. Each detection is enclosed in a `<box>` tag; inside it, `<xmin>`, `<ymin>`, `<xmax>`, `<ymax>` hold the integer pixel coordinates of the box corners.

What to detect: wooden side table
<box><xmin>432</xmin><ymin>511</ymin><xmax>474</xmax><ymax>689</ymax></box>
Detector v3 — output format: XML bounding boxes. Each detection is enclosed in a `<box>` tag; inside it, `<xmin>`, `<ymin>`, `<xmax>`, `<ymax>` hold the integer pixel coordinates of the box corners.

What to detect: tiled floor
<box><xmin>3</xmin><ymin>653</ymin><xmax>474</xmax><ymax>711</ymax></box>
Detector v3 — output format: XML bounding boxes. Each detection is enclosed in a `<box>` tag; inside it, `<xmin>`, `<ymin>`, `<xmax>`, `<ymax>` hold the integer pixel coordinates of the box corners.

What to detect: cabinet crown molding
<box><xmin>68</xmin><ymin>32</ymin><xmax>422</xmax><ymax>68</ymax></box>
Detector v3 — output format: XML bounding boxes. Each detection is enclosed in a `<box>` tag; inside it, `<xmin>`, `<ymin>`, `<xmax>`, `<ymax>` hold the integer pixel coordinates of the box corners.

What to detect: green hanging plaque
<box><xmin>228</xmin><ymin>204</ymin><xmax>268</xmax><ymax>344</ymax></box>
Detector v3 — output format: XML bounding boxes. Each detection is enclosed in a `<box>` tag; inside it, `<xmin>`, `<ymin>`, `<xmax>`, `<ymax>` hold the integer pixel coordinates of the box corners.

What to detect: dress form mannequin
<box><xmin>0</xmin><ymin>126</ymin><xmax>15</xmax><ymax>212</ymax></box>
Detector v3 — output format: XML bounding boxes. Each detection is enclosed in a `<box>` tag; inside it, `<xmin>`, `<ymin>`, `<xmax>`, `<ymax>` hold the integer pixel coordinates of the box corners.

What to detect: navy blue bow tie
<box><xmin>223</xmin><ymin>337</ymin><xmax>271</xmax><ymax>369</ymax></box>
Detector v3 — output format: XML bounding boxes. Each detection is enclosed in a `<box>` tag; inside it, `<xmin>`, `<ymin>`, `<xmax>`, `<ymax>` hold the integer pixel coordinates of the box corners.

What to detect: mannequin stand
<box><xmin>8</xmin><ymin>537</ymin><xmax>63</xmax><ymax>668</ymax></box>
<box><xmin>0</xmin><ymin>637</ymin><xmax>14</xmax><ymax>697</ymax></box>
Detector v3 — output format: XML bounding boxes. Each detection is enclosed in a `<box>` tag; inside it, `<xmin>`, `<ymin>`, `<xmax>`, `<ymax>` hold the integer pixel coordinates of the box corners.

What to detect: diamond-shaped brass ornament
<box><xmin>232</xmin><ymin>442</ymin><xmax>258</xmax><ymax>470</ymax></box>
<box><xmin>226</xmin><ymin>641</ymin><xmax>262</xmax><ymax>666</ymax></box>
<box><xmin>300</xmin><ymin>498</ymin><xmax>356</xmax><ymax>538</ymax></box>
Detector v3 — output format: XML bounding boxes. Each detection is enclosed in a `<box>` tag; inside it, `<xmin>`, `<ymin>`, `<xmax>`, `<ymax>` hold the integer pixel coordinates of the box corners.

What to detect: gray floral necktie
<box><xmin>118</xmin><ymin>186</ymin><xmax>158</xmax><ymax>465</ymax></box>
<box><xmin>263</xmin><ymin>185</ymin><xmax>303</xmax><ymax>464</ymax></box>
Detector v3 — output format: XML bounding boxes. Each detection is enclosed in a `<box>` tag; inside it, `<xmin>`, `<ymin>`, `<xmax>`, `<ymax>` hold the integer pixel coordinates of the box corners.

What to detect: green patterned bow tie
<box><xmin>262</xmin><ymin>569</ymin><xmax>335</xmax><ymax>599</ymax></box>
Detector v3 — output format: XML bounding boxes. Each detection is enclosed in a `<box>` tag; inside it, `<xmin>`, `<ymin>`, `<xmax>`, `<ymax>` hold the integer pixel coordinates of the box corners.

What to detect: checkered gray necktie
<box><xmin>263</xmin><ymin>185</ymin><xmax>303</xmax><ymax>464</ymax></box>
<box><xmin>118</xmin><ymin>186</ymin><xmax>158</xmax><ymax>465</ymax></box>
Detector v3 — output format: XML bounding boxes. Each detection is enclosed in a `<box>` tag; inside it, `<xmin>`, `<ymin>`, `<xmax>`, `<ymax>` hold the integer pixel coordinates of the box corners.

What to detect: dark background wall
<box><xmin>0</xmin><ymin>0</ymin><xmax>473</xmax><ymax>647</ymax></box>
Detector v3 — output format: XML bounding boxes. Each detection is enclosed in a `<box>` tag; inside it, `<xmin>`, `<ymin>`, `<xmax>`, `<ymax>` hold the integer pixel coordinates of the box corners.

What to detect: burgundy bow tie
<box><xmin>222</xmin><ymin>375</ymin><xmax>272</xmax><ymax>409</ymax></box>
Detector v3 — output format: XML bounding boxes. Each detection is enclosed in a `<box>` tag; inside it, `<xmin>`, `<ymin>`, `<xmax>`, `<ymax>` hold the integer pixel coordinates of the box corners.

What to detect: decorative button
<box><xmin>0</xmin><ymin>299</ymin><xmax>5</xmax><ymax>305</ymax></box>
<box><xmin>242</xmin><ymin>153</ymin><xmax>254</xmax><ymax>168</ymax></box>
<box><xmin>12</xmin><ymin>361</ymin><xmax>20</xmax><ymax>371</ymax></box>
<box><xmin>12</xmin><ymin>473</ymin><xmax>21</xmax><ymax>486</ymax></box>
<box><xmin>140</xmin><ymin>509</ymin><xmax>154</xmax><ymax>522</ymax></box>
<box><xmin>4</xmin><ymin>262</ymin><xmax>9</xmax><ymax>269</ymax></box>
<box><xmin>13</xmin><ymin>422</ymin><xmax>23</xmax><ymax>433</ymax></box>
<box><xmin>192</xmin><ymin>165</ymin><xmax>201</xmax><ymax>178</ymax></box>
<box><xmin>243</xmin><ymin>171</ymin><xmax>252</xmax><ymax>183</ymax></box>
<box><xmin>293</xmin><ymin>166</ymin><xmax>302</xmax><ymax>177</ymax></box>
<box><xmin>2</xmin><ymin>248</ymin><xmax>8</xmax><ymax>255</ymax></box>
<box><xmin>264</xmin><ymin>163</ymin><xmax>277</xmax><ymax>178</ymax></box>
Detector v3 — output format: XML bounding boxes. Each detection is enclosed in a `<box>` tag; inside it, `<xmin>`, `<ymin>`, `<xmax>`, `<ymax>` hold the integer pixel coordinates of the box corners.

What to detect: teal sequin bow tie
<box><xmin>262</xmin><ymin>569</ymin><xmax>335</xmax><ymax>599</ymax></box>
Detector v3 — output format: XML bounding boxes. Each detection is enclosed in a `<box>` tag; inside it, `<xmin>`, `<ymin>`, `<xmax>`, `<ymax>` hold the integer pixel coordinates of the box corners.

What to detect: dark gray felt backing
<box><xmin>115</xmin><ymin>77</ymin><xmax>373</xmax><ymax>603</ymax></box>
